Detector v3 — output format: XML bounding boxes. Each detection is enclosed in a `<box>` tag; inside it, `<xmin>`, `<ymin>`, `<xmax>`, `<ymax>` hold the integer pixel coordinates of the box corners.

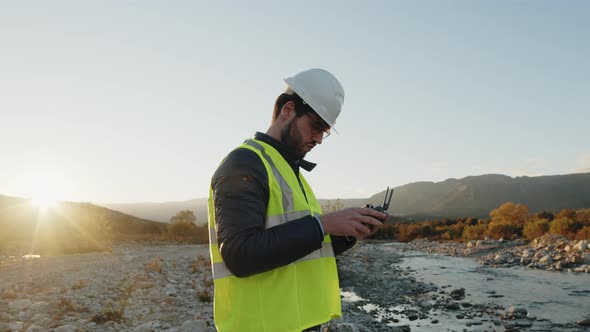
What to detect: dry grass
<box><xmin>58</xmin><ymin>297</ymin><xmax>76</xmax><ymax>312</ymax></box>
<box><xmin>89</xmin><ymin>309</ymin><xmax>124</xmax><ymax>324</ymax></box>
<box><xmin>0</xmin><ymin>288</ymin><xmax>18</xmax><ymax>300</ymax></box>
<box><xmin>71</xmin><ymin>279</ymin><xmax>89</xmax><ymax>290</ymax></box>
<box><xmin>198</xmin><ymin>289</ymin><xmax>212</xmax><ymax>302</ymax></box>
<box><xmin>191</xmin><ymin>254</ymin><xmax>211</xmax><ymax>274</ymax></box>
<box><xmin>145</xmin><ymin>257</ymin><xmax>163</xmax><ymax>274</ymax></box>
<box><xmin>203</xmin><ymin>277</ymin><xmax>214</xmax><ymax>289</ymax></box>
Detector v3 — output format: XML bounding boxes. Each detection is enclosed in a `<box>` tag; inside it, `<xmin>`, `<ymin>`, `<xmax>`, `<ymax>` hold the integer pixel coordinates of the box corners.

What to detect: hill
<box><xmin>106</xmin><ymin>173</ymin><xmax>590</xmax><ymax>222</ymax></box>
<box><xmin>0</xmin><ymin>195</ymin><xmax>168</xmax><ymax>255</ymax></box>
<box><xmin>366</xmin><ymin>172</ymin><xmax>590</xmax><ymax>220</ymax></box>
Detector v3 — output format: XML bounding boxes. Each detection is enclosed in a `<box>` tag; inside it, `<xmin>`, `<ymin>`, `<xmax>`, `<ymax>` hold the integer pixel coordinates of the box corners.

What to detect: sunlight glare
<box><xmin>32</xmin><ymin>194</ymin><xmax>57</xmax><ymax>209</ymax></box>
<box><xmin>23</xmin><ymin>172</ymin><xmax>71</xmax><ymax>209</ymax></box>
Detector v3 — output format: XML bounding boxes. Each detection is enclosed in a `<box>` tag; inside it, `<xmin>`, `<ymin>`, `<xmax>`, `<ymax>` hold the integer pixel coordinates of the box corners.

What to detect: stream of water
<box><xmin>343</xmin><ymin>243</ymin><xmax>590</xmax><ymax>331</ymax></box>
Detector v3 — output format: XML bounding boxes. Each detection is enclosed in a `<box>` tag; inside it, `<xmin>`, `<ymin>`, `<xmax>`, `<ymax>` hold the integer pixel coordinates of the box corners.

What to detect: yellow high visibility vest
<box><xmin>208</xmin><ymin>138</ymin><xmax>341</xmax><ymax>332</ymax></box>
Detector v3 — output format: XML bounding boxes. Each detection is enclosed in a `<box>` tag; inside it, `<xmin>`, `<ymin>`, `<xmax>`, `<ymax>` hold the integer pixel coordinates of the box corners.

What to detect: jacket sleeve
<box><xmin>212</xmin><ymin>148</ymin><xmax>325</xmax><ymax>278</ymax></box>
<box><xmin>330</xmin><ymin>235</ymin><xmax>357</xmax><ymax>256</ymax></box>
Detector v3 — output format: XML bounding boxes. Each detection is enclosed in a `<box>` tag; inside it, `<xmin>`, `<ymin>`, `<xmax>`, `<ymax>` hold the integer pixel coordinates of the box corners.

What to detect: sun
<box><xmin>31</xmin><ymin>194</ymin><xmax>58</xmax><ymax>209</ymax></box>
<box><xmin>24</xmin><ymin>172</ymin><xmax>71</xmax><ymax>209</ymax></box>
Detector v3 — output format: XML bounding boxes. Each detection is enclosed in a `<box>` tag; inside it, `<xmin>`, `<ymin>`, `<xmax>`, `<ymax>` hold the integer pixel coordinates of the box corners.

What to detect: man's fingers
<box><xmin>354</xmin><ymin>222</ymin><xmax>372</xmax><ymax>236</ymax></box>
<box><xmin>368</xmin><ymin>224</ymin><xmax>380</xmax><ymax>236</ymax></box>
<box><xmin>358</xmin><ymin>207</ymin><xmax>387</xmax><ymax>221</ymax></box>
<box><xmin>360</xmin><ymin>215</ymin><xmax>383</xmax><ymax>227</ymax></box>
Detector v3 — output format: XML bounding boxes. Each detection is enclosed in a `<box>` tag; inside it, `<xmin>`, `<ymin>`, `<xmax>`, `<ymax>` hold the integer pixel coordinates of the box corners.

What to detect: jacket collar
<box><xmin>254</xmin><ymin>132</ymin><xmax>317</xmax><ymax>172</ymax></box>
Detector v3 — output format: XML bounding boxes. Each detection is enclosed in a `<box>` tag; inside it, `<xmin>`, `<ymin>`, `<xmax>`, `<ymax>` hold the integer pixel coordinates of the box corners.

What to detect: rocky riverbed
<box><xmin>404</xmin><ymin>234</ymin><xmax>590</xmax><ymax>273</ymax></box>
<box><xmin>1</xmin><ymin>240</ymin><xmax>589</xmax><ymax>331</ymax></box>
<box><xmin>1</xmin><ymin>243</ymin><xmax>215</xmax><ymax>332</ymax></box>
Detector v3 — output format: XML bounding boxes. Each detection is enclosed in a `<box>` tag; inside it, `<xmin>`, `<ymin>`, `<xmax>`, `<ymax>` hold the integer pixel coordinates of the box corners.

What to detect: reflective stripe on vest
<box><xmin>244</xmin><ymin>139</ymin><xmax>294</xmax><ymax>212</ymax></box>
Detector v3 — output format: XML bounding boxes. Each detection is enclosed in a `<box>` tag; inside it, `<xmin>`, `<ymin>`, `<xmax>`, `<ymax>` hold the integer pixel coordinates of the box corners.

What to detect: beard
<box><xmin>280</xmin><ymin>120</ymin><xmax>309</xmax><ymax>160</ymax></box>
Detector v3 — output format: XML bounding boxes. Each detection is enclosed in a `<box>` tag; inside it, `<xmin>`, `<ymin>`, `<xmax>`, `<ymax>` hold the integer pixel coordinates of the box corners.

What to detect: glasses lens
<box><xmin>305</xmin><ymin>113</ymin><xmax>331</xmax><ymax>139</ymax></box>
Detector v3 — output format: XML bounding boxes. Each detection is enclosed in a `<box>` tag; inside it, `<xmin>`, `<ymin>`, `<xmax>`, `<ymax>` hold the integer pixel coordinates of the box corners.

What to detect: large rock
<box><xmin>571</xmin><ymin>254</ymin><xmax>584</xmax><ymax>264</ymax></box>
<box><xmin>8</xmin><ymin>299</ymin><xmax>32</xmax><ymax>311</ymax></box>
<box><xmin>521</xmin><ymin>249</ymin><xmax>535</xmax><ymax>259</ymax></box>
<box><xmin>503</xmin><ymin>306</ymin><xmax>528</xmax><ymax>319</ymax></box>
<box><xmin>30</xmin><ymin>313</ymin><xmax>51</xmax><ymax>325</ymax></box>
<box><xmin>539</xmin><ymin>255</ymin><xmax>552</xmax><ymax>265</ymax></box>
<box><xmin>29</xmin><ymin>301</ymin><xmax>49</xmax><ymax>315</ymax></box>
<box><xmin>574</xmin><ymin>240</ymin><xmax>588</xmax><ymax>252</ymax></box>
<box><xmin>450</xmin><ymin>288</ymin><xmax>466</xmax><ymax>300</ymax></box>
<box><xmin>495</xmin><ymin>254</ymin><xmax>508</xmax><ymax>263</ymax></box>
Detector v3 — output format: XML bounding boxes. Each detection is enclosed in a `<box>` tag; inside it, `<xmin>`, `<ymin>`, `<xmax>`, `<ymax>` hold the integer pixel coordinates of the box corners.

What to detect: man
<box><xmin>208</xmin><ymin>68</ymin><xmax>387</xmax><ymax>331</ymax></box>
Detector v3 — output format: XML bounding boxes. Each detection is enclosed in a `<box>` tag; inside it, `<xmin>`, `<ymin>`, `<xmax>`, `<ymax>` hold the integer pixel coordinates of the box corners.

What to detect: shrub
<box><xmin>534</xmin><ymin>211</ymin><xmax>555</xmax><ymax>222</ymax></box>
<box><xmin>489</xmin><ymin>202</ymin><xmax>530</xmax><ymax>225</ymax></box>
<box><xmin>486</xmin><ymin>221</ymin><xmax>520</xmax><ymax>240</ymax></box>
<box><xmin>58</xmin><ymin>297</ymin><xmax>76</xmax><ymax>312</ymax></box>
<box><xmin>90</xmin><ymin>309</ymin><xmax>124</xmax><ymax>324</ymax></box>
<box><xmin>549</xmin><ymin>217</ymin><xmax>578</xmax><ymax>237</ymax></box>
<box><xmin>191</xmin><ymin>255</ymin><xmax>211</xmax><ymax>274</ymax></box>
<box><xmin>577</xmin><ymin>209</ymin><xmax>590</xmax><ymax>225</ymax></box>
<box><xmin>198</xmin><ymin>289</ymin><xmax>212</xmax><ymax>302</ymax></box>
<box><xmin>575</xmin><ymin>226</ymin><xmax>590</xmax><ymax>240</ymax></box>
<box><xmin>167</xmin><ymin>220</ymin><xmax>208</xmax><ymax>243</ymax></box>
<box><xmin>447</xmin><ymin>223</ymin><xmax>466</xmax><ymax>240</ymax></box>
<box><xmin>71</xmin><ymin>279</ymin><xmax>88</xmax><ymax>290</ymax></box>
<box><xmin>523</xmin><ymin>218</ymin><xmax>550</xmax><ymax>240</ymax></box>
<box><xmin>168</xmin><ymin>220</ymin><xmax>197</xmax><ymax>237</ymax></box>
<box><xmin>0</xmin><ymin>288</ymin><xmax>17</xmax><ymax>300</ymax></box>
<box><xmin>556</xmin><ymin>208</ymin><xmax>577</xmax><ymax>220</ymax></box>
<box><xmin>462</xmin><ymin>223</ymin><xmax>488</xmax><ymax>241</ymax></box>
<box><xmin>145</xmin><ymin>257</ymin><xmax>163</xmax><ymax>274</ymax></box>
<box><xmin>397</xmin><ymin>223</ymin><xmax>422</xmax><ymax>242</ymax></box>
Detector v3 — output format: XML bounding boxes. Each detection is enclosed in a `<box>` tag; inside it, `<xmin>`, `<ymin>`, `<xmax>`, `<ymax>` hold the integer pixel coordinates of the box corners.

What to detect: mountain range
<box><xmin>366</xmin><ymin>172</ymin><xmax>590</xmax><ymax>219</ymax></box>
<box><xmin>104</xmin><ymin>172</ymin><xmax>590</xmax><ymax>222</ymax></box>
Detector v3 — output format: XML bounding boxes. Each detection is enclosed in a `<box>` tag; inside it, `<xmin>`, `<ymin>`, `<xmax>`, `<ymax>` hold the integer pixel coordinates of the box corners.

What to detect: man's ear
<box><xmin>280</xmin><ymin>101</ymin><xmax>296</xmax><ymax>120</ymax></box>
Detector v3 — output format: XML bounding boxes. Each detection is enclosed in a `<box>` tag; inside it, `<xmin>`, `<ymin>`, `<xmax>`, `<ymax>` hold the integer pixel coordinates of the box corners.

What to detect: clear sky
<box><xmin>1</xmin><ymin>1</ymin><xmax>589</xmax><ymax>204</ymax></box>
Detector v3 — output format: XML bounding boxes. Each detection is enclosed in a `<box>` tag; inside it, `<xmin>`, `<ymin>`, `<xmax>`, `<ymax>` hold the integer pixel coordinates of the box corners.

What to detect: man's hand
<box><xmin>318</xmin><ymin>208</ymin><xmax>387</xmax><ymax>240</ymax></box>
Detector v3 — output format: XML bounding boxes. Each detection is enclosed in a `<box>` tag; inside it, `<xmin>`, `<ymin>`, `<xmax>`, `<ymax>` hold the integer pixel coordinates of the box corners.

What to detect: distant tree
<box><xmin>489</xmin><ymin>202</ymin><xmax>529</xmax><ymax>225</ymax></box>
<box><xmin>170</xmin><ymin>210</ymin><xmax>197</xmax><ymax>225</ymax></box>
<box><xmin>167</xmin><ymin>210</ymin><xmax>208</xmax><ymax>243</ymax></box>
<box><xmin>322</xmin><ymin>199</ymin><xmax>343</xmax><ymax>213</ymax></box>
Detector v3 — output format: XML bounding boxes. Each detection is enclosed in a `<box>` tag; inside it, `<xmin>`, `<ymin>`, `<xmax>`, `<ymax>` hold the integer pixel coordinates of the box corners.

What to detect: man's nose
<box><xmin>313</xmin><ymin>131</ymin><xmax>323</xmax><ymax>144</ymax></box>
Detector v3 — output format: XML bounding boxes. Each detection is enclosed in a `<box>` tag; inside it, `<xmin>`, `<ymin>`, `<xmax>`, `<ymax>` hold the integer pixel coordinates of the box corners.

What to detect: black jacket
<box><xmin>211</xmin><ymin>132</ymin><xmax>356</xmax><ymax>278</ymax></box>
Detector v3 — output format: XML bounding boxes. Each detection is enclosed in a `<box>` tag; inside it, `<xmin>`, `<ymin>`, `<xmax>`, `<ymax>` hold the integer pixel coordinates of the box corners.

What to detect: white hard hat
<box><xmin>284</xmin><ymin>68</ymin><xmax>344</xmax><ymax>133</ymax></box>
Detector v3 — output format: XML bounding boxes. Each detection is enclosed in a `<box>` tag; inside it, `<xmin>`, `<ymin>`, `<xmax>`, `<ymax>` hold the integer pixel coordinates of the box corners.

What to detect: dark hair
<box><xmin>272</xmin><ymin>92</ymin><xmax>315</xmax><ymax>122</ymax></box>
